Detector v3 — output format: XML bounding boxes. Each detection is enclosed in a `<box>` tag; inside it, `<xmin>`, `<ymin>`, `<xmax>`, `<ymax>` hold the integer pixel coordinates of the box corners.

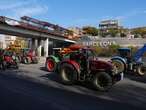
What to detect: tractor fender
<box><xmin>59</xmin><ymin>60</ymin><xmax>80</xmax><ymax>75</ymax></box>
<box><xmin>111</xmin><ymin>56</ymin><xmax>127</xmax><ymax>65</ymax></box>
<box><xmin>46</xmin><ymin>55</ymin><xmax>60</xmax><ymax>63</ymax></box>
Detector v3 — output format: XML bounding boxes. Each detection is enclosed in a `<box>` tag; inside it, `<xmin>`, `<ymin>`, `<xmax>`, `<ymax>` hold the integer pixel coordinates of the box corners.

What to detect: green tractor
<box><xmin>45</xmin><ymin>48</ymin><xmax>71</xmax><ymax>72</ymax></box>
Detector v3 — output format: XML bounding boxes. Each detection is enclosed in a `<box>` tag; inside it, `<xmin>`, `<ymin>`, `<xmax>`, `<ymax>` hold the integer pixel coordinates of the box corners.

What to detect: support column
<box><xmin>37</xmin><ymin>39</ymin><xmax>43</xmax><ymax>57</ymax></box>
<box><xmin>31</xmin><ymin>38</ymin><xmax>38</xmax><ymax>50</ymax></box>
<box><xmin>31</xmin><ymin>38</ymin><xmax>35</xmax><ymax>49</ymax></box>
<box><xmin>44</xmin><ymin>38</ymin><xmax>49</xmax><ymax>57</ymax></box>
<box><xmin>28</xmin><ymin>38</ymin><xmax>32</xmax><ymax>48</ymax></box>
<box><xmin>35</xmin><ymin>39</ymin><xmax>38</xmax><ymax>49</ymax></box>
<box><xmin>31</xmin><ymin>38</ymin><xmax>39</xmax><ymax>56</ymax></box>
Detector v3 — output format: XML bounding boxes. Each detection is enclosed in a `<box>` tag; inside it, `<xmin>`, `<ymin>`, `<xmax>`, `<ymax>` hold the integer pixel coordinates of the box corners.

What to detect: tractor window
<box><xmin>4</xmin><ymin>51</ymin><xmax>12</xmax><ymax>56</ymax></box>
<box><xmin>69</xmin><ymin>51</ymin><xmax>79</xmax><ymax>60</ymax></box>
<box><xmin>118</xmin><ymin>50</ymin><xmax>131</xmax><ymax>58</ymax></box>
<box><xmin>87</xmin><ymin>50</ymin><xmax>96</xmax><ymax>57</ymax></box>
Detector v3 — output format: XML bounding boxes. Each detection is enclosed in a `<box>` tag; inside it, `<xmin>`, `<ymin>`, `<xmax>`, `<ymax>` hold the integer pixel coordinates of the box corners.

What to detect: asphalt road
<box><xmin>0</xmin><ymin>59</ymin><xmax>146</xmax><ymax>110</ymax></box>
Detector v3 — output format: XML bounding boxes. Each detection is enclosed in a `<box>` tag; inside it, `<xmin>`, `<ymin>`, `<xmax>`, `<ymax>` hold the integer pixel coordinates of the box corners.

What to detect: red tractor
<box><xmin>55</xmin><ymin>45</ymin><xmax>123</xmax><ymax>91</ymax></box>
<box><xmin>21</xmin><ymin>49</ymin><xmax>38</xmax><ymax>64</ymax></box>
<box><xmin>3</xmin><ymin>50</ymin><xmax>19</xmax><ymax>69</ymax></box>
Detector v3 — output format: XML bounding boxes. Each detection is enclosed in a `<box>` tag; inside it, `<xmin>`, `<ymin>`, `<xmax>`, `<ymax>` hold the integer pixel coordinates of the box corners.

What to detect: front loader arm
<box><xmin>134</xmin><ymin>44</ymin><xmax>146</xmax><ymax>62</ymax></box>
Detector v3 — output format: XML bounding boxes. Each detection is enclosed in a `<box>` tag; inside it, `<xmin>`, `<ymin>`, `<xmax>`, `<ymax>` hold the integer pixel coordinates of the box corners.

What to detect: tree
<box><xmin>107</xmin><ymin>29</ymin><xmax>120</xmax><ymax>37</ymax></box>
<box><xmin>66</xmin><ymin>30</ymin><xmax>74</xmax><ymax>36</ymax></box>
<box><xmin>82</xmin><ymin>26</ymin><xmax>99</xmax><ymax>36</ymax></box>
<box><xmin>99</xmin><ymin>28</ymin><xmax>127</xmax><ymax>37</ymax></box>
<box><xmin>131</xmin><ymin>27</ymin><xmax>146</xmax><ymax>38</ymax></box>
<box><xmin>119</xmin><ymin>28</ymin><xmax>128</xmax><ymax>37</ymax></box>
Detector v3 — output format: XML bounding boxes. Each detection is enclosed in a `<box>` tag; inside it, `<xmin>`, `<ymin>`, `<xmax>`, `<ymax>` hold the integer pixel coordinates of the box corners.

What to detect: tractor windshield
<box><xmin>118</xmin><ymin>48</ymin><xmax>131</xmax><ymax>58</ymax></box>
<box><xmin>87</xmin><ymin>49</ymin><xmax>96</xmax><ymax>57</ymax></box>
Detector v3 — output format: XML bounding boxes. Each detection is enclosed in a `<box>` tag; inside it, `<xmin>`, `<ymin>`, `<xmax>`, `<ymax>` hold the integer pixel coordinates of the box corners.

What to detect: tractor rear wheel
<box><xmin>46</xmin><ymin>58</ymin><xmax>56</xmax><ymax>72</ymax></box>
<box><xmin>60</xmin><ymin>63</ymin><xmax>77</xmax><ymax>85</ymax></box>
<box><xmin>92</xmin><ymin>72</ymin><xmax>112</xmax><ymax>91</ymax></box>
<box><xmin>136</xmin><ymin>65</ymin><xmax>145</xmax><ymax>76</ymax></box>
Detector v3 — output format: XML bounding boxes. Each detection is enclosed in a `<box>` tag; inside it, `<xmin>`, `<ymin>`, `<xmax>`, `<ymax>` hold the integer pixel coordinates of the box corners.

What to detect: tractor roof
<box><xmin>69</xmin><ymin>44</ymin><xmax>85</xmax><ymax>50</ymax></box>
<box><xmin>118</xmin><ymin>48</ymin><xmax>131</xmax><ymax>51</ymax></box>
<box><xmin>69</xmin><ymin>44</ymin><xmax>94</xmax><ymax>51</ymax></box>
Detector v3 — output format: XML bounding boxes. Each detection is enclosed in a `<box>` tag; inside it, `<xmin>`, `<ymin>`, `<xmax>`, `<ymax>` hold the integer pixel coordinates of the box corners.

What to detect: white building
<box><xmin>0</xmin><ymin>34</ymin><xmax>6</xmax><ymax>48</ymax></box>
<box><xmin>68</xmin><ymin>27</ymin><xmax>83</xmax><ymax>39</ymax></box>
<box><xmin>0</xmin><ymin>34</ymin><xmax>16</xmax><ymax>48</ymax></box>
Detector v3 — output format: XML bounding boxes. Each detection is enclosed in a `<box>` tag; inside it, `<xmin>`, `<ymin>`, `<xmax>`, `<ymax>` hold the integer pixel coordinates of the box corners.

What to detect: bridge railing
<box><xmin>0</xmin><ymin>16</ymin><xmax>68</xmax><ymax>38</ymax></box>
<box><xmin>0</xmin><ymin>16</ymin><xmax>21</xmax><ymax>26</ymax></box>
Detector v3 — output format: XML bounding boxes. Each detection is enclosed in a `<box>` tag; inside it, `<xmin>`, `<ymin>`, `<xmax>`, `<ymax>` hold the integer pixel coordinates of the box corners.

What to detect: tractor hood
<box><xmin>89</xmin><ymin>59</ymin><xmax>113</xmax><ymax>71</ymax></box>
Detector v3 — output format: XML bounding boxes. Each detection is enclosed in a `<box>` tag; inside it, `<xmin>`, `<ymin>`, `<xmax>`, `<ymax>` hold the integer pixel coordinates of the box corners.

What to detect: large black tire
<box><xmin>24</xmin><ymin>58</ymin><xmax>28</xmax><ymax>64</ymax></box>
<box><xmin>136</xmin><ymin>65</ymin><xmax>145</xmax><ymax>76</ymax></box>
<box><xmin>15</xmin><ymin>62</ymin><xmax>19</xmax><ymax>69</ymax></box>
<box><xmin>46</xmin><ymin>58</ymin><xmax>56</xmax><ymax>72</ymax></box>
<box><xmin>2</xmin><ymin>61</ymin><xmax>7</xmax><ymax>70</ymax></box>
<box><xmin>22</xmin><ymin>57</ymin><xmax>28</xmax><ymax>64</ymax></box>
<box><xmin>27</xmin><ymin>57</ymin><xmax>32</xmax><ymax>64</ymax></box>
<box><xmin>92</xmin><ymin>72</ymin><xmax>112</xmax><ymax>91</ymax></box>
<box><xmin>60</xmin><ymin>63</ymin><xmax>77</xmax><ymax>85</ymax></box>
<box><xmin>111</xmin><ymin>59</ymin><xmax>125</xmax><ymax>73</ymax></box>
<box><xmin>15</xmin><ymin>56</ymin><xmax>21</xmax><ymax>63</ymax></box>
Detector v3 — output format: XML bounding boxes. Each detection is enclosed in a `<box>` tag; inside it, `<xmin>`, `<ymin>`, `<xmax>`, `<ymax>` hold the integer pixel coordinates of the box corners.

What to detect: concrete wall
<box><xmin>78</xmin><ymin>36</ymin><xmax>146</xmax><ymax>47</ymax></box>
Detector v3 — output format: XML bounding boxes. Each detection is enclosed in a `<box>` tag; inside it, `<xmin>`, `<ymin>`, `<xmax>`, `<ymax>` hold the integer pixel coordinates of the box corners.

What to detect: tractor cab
<box><xmin>52</xmin><ymin>48</ymin><xmax>62</xmax><ymax>60</ymax></box>
<box><xmin>52</xmin><ymin>48</ymin><xmax>62</xmax><ymax>55</ymax></box>
<box><xmin>80</xmin><ymin>48</ymin><xmax>96</xmax><ymax>59</ymax></box>
<box><xmin>78</xmin><ymin>48</ymin><xmax>97</xmax><ymax>70</ymax></box>
<box><xmin>118</xmin><ymin>48</ymin><xmax>132</xmax><ymax>63</ymax></box>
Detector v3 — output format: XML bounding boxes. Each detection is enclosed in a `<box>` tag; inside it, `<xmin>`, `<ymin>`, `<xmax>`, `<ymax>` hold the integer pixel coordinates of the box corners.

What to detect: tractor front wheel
<box><xmin>46</xmin><ymin>58</ymin><xmax>56</xmax><ymax>72</ymax></box>
<box><xmin>60</xmin><ymin>63</ymin><xmax>77</xmax><ymax>85</ymax></box>
<box><xmin>92</xmin><ymin>72</ymin><xmax>112</xmax><ymax>91</ymax></box>
<box><xmin>136</xmin><ymin>65</ymin><xmax>145</xmax><ymax>76</ymax></box>
<box><xmin>111</xmin><ymin>59</ymin><xmax>125</xmax><ymax>73</ymax></box>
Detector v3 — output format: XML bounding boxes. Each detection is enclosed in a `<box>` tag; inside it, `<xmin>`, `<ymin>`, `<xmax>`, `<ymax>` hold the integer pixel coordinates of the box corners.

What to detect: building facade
<box><xmin>5</xmin><ymin>35</ymin><xmax>16</xmax><ymax>47</ymax></box>
<box><xmin>68</xmin><ymin>27</ymin><xmax>83</xmax><ymax>40</ymax></box>
<box><xmin>99</xmin><ymin>20</ymin><xmax>123</xmax><ymax>36</ymax></box>
<box><xmin>0</xmin><ymin>34</ymin><xmax>29</xmax><ymax>49</ymax></box>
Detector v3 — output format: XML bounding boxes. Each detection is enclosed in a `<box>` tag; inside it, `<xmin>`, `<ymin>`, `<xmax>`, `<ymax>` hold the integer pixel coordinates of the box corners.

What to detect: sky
<box><xmin>0</xmin><ymin>0</ymin><xmax>146</xmax><ymax>28</ymax></box>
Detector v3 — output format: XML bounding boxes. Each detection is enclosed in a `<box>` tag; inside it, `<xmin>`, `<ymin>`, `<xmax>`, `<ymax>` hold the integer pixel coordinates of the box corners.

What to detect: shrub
<box><xmin>93</xmin><ymin>45</ymin><xmax>146</xmax><ymax>58</ymax></box>
<box><xmin>93</xmin><ymin>44</ymin><xmax>121</xmax><ymax>57</ymax></box>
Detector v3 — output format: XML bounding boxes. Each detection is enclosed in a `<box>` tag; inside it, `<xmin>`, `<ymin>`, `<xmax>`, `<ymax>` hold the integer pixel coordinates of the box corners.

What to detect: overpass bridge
<box><xmin>0</xmin><ymin>16</ymin><xmax>76</xmax><ymax>57</ymax></box>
